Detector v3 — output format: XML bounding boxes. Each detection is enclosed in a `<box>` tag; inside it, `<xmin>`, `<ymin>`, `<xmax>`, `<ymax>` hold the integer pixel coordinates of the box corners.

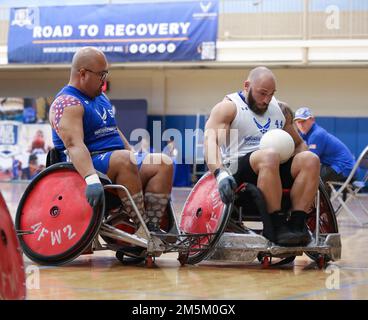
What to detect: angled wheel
<box><xmin>305</xmin><ymin>181</ymin><xmax>338</xmax><ymax>263</ymax></box>
<box><xmin>180</xmin><ymin>172</ymin><xmax>232</xmax><ymax>265</ymax></box>
<box><xmin>0</xmin><ymin>192</ymin><xmax>26</xmax><ymax>300</ymax></box>
<box><xmin>15</xmin><ymin>163</ymin><xmax>105</xmax><ymax>266</ymax></box>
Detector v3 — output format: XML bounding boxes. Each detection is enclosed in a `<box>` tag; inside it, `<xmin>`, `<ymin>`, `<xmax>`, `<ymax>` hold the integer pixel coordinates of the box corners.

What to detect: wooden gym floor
<box><xmin>1</xmin><ymin>181</ymin><xmax>368</xmax><ymax>300</ymax></box>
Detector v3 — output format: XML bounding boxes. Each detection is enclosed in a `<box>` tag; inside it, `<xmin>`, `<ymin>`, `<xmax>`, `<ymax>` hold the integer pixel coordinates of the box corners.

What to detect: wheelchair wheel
<box><xmin>305</xmin><ymin>181</ymin><xmax>338</xmax><ymax>263</ymax></box>
<box><xmin>15</xmin><ymin>163</ymin><xmax>105</xmax><ymax>266</ymax></box>
<box><xmin>180</xmin><ymin>172</ymin><xmax>232</xmax><ymax>265</ymax></box>
<box><xmin>0</xmin><ymin>192</ymin><xmax>26</xmax><ymax>300</ymax></box>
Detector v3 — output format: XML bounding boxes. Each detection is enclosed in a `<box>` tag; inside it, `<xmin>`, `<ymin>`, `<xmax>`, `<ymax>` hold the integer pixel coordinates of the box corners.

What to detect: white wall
<box><xmin>0</xmin><ymin>67</ymin><xmax>367</xmax><ymax>117</ymax></box>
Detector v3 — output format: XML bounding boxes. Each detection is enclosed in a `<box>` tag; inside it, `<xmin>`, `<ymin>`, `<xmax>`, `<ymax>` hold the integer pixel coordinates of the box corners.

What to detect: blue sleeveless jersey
<box><xmin>52</xmin><ymin>85</ymin><xmax>125</xmax><ymax>154</ymax></box>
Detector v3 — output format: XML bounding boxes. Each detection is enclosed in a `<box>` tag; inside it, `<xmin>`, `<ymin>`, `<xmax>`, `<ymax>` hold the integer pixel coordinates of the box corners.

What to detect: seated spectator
<box><xmin>29</xmin><ymin>130</ymin><xmax>47</xmax><ymax>154</ymax></box>
<box><xmin>28</xmin><ymin>154</ymin><xmax>42</xmax><ymax>179</ymax></box>
<box><xmin>294</xmin><ymin>107</ymin><xmax>356</xmax><ymax>190</ymax></box>
<box><xmin>163</xmin><ymin>136</ymin><xmax>178</xmax><ymax>160</ymax></box>
<box><xmin>21</xmin><ymin>154</ymin><xmax>43</xmax><ymax>180</ymax></box>
<box><xmin>137</xmin><ymin>137</ymin><xmax>151</xmax><ymax>154</ymax></box>
<box><xmin>134</xmin><ymin>137</ymin><xmax>154</xmax><ymax>165</ymax></box>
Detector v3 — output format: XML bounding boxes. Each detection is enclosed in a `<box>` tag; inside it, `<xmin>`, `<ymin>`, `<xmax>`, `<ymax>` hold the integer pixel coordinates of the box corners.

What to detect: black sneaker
<box><xmin>147</xmin><ymin>222</ymin><xmax>165</xmax><ymax>233</ymax></box>
<box><xmin>147</xmin><ymin>222</ymin><xmax>177</xmax><ymax>243</ymax></box>
<box><xmin>288</xmin><ymin>211</ymin><xmax>312</xmax><ymax>246</ymax></box>
<box><xmin>270</xmin><ymin>211</ymin><xmax>301</xmax><ymax>246</ymax></box>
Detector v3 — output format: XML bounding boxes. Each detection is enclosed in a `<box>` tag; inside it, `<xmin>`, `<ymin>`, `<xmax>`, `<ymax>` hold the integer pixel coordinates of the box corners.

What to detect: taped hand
<box><xmin>215</xmin><ymin>168</ymin><xmax>237</xmax><ymax>205</ymax></box>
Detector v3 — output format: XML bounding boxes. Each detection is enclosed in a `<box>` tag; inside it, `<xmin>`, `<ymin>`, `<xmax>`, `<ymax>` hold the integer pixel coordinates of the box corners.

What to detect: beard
<box><xmin>248</xmin><ymin>88</ymin><xmax>268</xmax><ymax>115</ymax></box>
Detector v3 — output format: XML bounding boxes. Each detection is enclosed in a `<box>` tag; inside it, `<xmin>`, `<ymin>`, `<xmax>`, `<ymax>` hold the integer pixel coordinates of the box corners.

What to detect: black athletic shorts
<box><xmin>229</xmin><ymin>152</ymin><xmax>295</xmax><ymax>189</ymax></box>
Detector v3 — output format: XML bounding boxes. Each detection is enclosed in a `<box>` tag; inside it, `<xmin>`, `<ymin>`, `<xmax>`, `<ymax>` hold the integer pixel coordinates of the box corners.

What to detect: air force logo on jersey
<box><xmin>95</xmin><ymin>108</ymin><xmax>108</xmax><ymax>124</ymax></box>
<box><xmin>253</xmin><ymin>117</ymin><xmax>271</xmax><ymax>134</ymax></box>
<box><xmin>107</xmin><ymin>109</ymin><xmax>115</xmax><ymax>118</ymax></box>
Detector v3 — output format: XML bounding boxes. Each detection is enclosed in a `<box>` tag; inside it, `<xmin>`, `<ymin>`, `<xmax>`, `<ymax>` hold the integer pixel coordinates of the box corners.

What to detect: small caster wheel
<box><xmin>116</xmin><ymin>250</ymin><xmax>145</xmax><ymax>265</ymax></box>
<box><xmin>178</xmin><ymin>253</ymin><xmax>188</xmax><ymax>266</ymax></box>
<box><xmin>317</xmin><ymin>255</ymin><xmax>327</xmax><ymax>269</ymax></box>
<box><xmin>145</xmin><ymin>255</ymin><xmax>155</xmax><ymax>268</ymax></box>
<box><xmin>116</xmin><ymin>250</ymin><xmax>125</xmax><ymax>263</ymax></box>
<box><xmin>262</xmin><ymin>256</ymin><xmax>271</xmax><ymax>268</ymax></box>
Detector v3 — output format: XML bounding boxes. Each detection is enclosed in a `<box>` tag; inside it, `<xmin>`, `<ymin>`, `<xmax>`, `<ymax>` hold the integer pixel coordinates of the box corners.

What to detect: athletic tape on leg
<box><xmin>144</xmin><ymin>192</ymin><xmax>170</xmax><ymax>230</ymax></box>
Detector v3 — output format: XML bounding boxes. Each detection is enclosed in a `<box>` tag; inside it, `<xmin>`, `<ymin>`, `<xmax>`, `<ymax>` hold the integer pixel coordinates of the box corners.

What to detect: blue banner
<box><xmin>8</xmin><ymin>1</ymin><xmax>218</xmax><ymax>63</ymax></box>
<box><xmin>0</xmin><ymin>121</ymin><xmax>19</xmax><ymax>146</ymax></box>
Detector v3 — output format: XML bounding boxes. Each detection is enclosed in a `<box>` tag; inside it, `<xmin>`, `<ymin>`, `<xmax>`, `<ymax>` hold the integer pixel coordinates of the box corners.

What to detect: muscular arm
<box><xmin>278</xmin><ymin>102</ymin><xmax>308</xmax><ymax>154</ymax></box>
<box><xmin>51</xmin><ymin>101</ymin><xmax>96</xmax><ymax>179</ymax></box>
<box><xmin>204</xmin><ymin>100</ymin><xmax>237</xmax><ymax>173</ymax></box>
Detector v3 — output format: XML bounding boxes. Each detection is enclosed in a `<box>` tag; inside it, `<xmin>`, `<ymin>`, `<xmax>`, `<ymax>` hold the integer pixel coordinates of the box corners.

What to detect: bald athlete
<box><xmin>204</xmin><ymin>67</ymin><xmax>320</xmax><ymax>246</ymax></box>
<box><xmin>49</xmin><ymin>47</ymin><xmax>173</xmax><ymax>237</ymax></box>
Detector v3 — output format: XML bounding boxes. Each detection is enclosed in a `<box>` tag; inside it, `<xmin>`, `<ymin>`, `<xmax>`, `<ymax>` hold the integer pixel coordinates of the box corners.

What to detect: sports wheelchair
<box><xmin>180</xmin><ymin>172</ymin><xmax>341</xmax><ymax>268</ymax></box>
<box><xmin>15</xmin><ymin>163</ymin><xmax>341</xmax><ymax>269</ymax></box>
<box><xmin>15</xmin><ymin>162</ymin><xmax>200</xmax><ymax>267</ymax></box>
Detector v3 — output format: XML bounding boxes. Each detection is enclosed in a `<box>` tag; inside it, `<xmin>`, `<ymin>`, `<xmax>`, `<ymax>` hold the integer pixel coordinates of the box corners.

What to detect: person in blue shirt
<box><xmin>49</xmin><ymin>47</ymin><xmax>173</xmax><ymax>243</ymax></box>
<box><xmin>294</xmin><ymin>107</ymin><xmax>355</xmax><ymax>188</ymax></box>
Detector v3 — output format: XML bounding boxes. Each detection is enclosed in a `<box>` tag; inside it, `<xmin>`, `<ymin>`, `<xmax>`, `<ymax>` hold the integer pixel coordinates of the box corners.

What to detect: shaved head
<box><xmin>247</xmin><ymin>66</ymin><xmax>276</xmax><ymax>85</ymax></box>
<box><xmin>71</xmin><ymin>47</ymin><xmax>107</xmax><ymax>73</ymax></box>
<box><xmin>243</xmin><ymin>66</ymin><xmax>277</xmax><ymax>115</ymax></box>
<box><xmin>69</xmin><ymin>47</ymin><xmax>108</xmax><ymax>98</ymax></box>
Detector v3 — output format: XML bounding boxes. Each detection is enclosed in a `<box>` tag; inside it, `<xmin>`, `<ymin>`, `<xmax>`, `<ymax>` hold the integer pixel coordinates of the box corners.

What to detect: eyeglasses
<box><xmin>81</xmin><ymin>68</ymin><xmax>109</xmax><ymax>81</ymax></box>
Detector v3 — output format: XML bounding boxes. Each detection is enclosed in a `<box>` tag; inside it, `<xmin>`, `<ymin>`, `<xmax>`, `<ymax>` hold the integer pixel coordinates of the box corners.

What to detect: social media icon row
<box><xmin>129</xmin><ymin>43</ymin><xmax>176</xmax><ymax>54</ymax></box>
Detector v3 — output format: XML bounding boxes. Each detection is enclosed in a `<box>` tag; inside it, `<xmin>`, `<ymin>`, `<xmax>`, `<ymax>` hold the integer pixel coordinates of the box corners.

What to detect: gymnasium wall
<box><xmin>0</xmin><ymin>66</ymin><xmax>367</xmax><ymax>159</ymax></box>
<box><xmin>1</xmin><ymin>67</ymin><xmax>367</xmax><ymax>116</ymax></box>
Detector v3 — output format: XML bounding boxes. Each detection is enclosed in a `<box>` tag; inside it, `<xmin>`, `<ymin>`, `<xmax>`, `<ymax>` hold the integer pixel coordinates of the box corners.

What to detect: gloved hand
<box><xmin>214</xmin><ymin>168</ymin><xmax>237</xmax><ymax>204</ymax></box>
<box><xmin>85</xmin><ymin>174</ymin><xmax>104</xmax><ymax>207</ymax></box>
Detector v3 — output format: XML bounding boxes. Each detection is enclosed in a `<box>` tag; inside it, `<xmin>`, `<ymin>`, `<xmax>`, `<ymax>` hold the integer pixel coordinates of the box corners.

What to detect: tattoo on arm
<box><xmin>50</xmin><ymin>95</ymin><xmax>81</xmax><ymax>133</ymax></box>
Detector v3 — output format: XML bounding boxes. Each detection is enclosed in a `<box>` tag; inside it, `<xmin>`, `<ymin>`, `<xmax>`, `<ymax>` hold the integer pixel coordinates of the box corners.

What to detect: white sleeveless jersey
<box><xmin>221</xmin><ymin>92</ymin><xmax>285</xmax><ymax>172</ymax></box>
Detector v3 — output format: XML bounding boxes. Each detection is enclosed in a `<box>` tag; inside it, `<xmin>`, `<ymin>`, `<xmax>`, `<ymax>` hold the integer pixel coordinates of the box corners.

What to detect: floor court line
<box><xmin>31</xmin><ymin>284</ymin><xmax>205</xmax><ymax>300</ymax></box>
<box><xmin>284</xmin><ymin>279</ymin><xmax>368</xmax><ymax>300</ymax></box>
